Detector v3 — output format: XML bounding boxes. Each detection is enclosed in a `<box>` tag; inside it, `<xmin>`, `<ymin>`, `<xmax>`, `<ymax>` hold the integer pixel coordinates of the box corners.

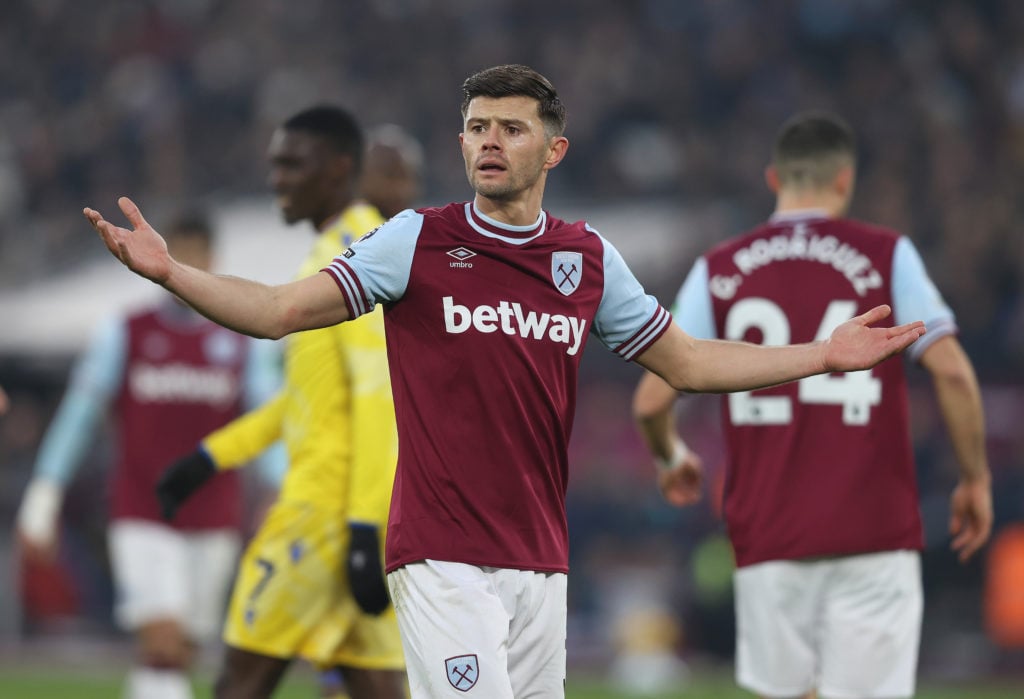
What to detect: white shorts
<box><xmin>108</xmin><ymin>519</ymin><xmax>240</xmax><ymax>642</ymax></box>
<box><xmin>735</xmin><ymin>550</ymin><xmax>922</xmax><ymax>699</ymax></box>
<box><xmin>387</xmin><ymin>560</ymin><xmax>567</xmax><ymax>698</ymax></box>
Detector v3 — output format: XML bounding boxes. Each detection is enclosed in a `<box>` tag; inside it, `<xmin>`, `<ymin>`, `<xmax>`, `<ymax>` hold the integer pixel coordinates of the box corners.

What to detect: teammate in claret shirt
<box><xmin>85</xmin><ymin>66</ymin><xmax>926</xmax><ymax>699</ymax></box>
<box><xmin>634</xmin><ymin>112</ymin><xmax>992</xmax><ymax>699</ymax></box>
<box><xmin>16</xmin><ymin>213</ymin><xmax>280</xmax><ymax>699</ymax></box>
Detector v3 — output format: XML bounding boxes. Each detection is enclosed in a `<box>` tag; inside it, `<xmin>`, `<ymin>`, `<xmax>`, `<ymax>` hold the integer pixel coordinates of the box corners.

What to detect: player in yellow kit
<box><xmin>156</xmin><ymin>106</ymin><xmax>406</xmax><ymax>699</ymax></box>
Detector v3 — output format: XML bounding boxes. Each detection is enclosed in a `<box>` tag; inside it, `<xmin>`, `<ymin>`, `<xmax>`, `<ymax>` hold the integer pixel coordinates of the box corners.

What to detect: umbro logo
<box><xmin>447</xmin><ymin>247</ymin><xmax>476</xmax><ymax>269</ymax></box>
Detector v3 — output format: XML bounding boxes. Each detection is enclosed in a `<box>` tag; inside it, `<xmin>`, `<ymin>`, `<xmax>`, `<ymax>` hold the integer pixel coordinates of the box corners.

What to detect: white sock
<box><xmin>124</xmin><ymin>667</ymin><xmax>194</xmax><ymax>699</ymax></box>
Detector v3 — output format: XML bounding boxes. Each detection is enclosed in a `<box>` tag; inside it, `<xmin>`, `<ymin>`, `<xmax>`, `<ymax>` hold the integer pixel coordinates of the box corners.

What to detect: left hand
<box><xmin>155</xmin><ymin>449</ymin><xmax>217</xmax><ymax>521</ymax></box>
<box><xmin>347</xmin><ymin>523</ymin><xmax>390</xmax><ymax>615</ymax></box>
<box><xmin>949</xmin><ymin>477</ymin><xmax>993</xmax><ymax>563</ymax></box>
<box><xmin>822</xmin><ymin>305</ymin><xmax>925</xmax><ymax>372</ymax></box>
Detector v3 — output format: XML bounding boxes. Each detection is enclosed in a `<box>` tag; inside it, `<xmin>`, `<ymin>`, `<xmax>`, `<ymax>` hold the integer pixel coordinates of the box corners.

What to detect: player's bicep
<box><xmin>275</xmin><ymin>272</ymin><xmax>351</xmax><ymax>334</ymax></box>
<box><xmin>634</xmin><ymin>323</ymin><xmax>699</xmax><ymax>391</ymax></box>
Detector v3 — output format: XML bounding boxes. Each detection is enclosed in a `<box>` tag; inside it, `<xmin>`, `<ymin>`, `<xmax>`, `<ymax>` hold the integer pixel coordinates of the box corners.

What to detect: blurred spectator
<box><xmin>0</xmin><ymin>1</ymin><xmax>1019</xmax><ymax>377</ymax></box>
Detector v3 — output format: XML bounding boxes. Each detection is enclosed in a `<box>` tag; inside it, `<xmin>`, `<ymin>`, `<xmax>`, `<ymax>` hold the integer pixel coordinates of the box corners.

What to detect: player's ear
<box><xmin>764</xmin><ymin>165</ymin><xmax>781</xmax><ymax>194</ymax></box>
<box><xmin>834</xmin><ymin>164</ymin><xmax>855</xmax><ymax>198</ymax></box>
<box><xmin>543</xmin><ymin>136</ymin><xmax>569</xmax><ymax>171</ymax></box>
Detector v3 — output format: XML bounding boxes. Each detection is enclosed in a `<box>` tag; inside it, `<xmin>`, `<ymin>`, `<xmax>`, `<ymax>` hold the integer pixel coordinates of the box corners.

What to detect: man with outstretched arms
<box><xmin>85</xmin><ymin>67</ymin><xmax>925</xmax><ymax>699</ymax></box>
<box><xmin>634</xmin><ymin>112</ymin><xmax>992</xmax><ymax>699</ymax></box>
<box><xmin>16</xmin><ymin>213</ymin><xmax>279</xmax><ymax>699</ymax></box>
<box><xmin>154</xmin><ymin>106</ymin><xmax>407</xmax><ymax>699</ymax></box>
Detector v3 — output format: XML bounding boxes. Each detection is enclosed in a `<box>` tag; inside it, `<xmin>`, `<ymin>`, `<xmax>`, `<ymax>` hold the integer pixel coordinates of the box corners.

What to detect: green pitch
<box><xmin>0</xmin><ymin>671</ymin><xmax>1020</xmax><ymax>698</ymax></box>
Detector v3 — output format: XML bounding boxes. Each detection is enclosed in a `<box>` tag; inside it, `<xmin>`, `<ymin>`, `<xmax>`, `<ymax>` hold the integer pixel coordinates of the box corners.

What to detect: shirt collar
<box><xmin>464</xmin><ymin>202</ymin><xmax>546</xmax><ymax>245</ymax></box>
<box><xmin>768</xmin><ymin>208</ymin><xmax>831</xmax><ymax>224</ymax></box>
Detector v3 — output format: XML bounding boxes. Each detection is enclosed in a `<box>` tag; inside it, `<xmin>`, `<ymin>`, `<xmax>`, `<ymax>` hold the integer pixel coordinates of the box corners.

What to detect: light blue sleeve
<box><xmin>241</xmin><ymin>337</ymin><xmax>288</xmax><ymax>487</ymax></box>
<box><xmin>35</xmin><ymin>316</ymin><xmax>126</xmax><ymax>485</ymax></box>
<box><xmin>592</xmin><ymin>231</ymin><xmax>672</xmax><ymax>361</ymax></box>
<box><xmin>669</xmin><ymin>257</ymin><xmax>716</xmax><ymax>340</ymax></box>
<box><xmin>891</xmin><ymin>237</ymin><xmax>957</xmax><ymax>362</ymax></box>
<box><xmin>322</xmin><ymin>209</ymin><xmax>423</xmax><ymax>315</ymax></box>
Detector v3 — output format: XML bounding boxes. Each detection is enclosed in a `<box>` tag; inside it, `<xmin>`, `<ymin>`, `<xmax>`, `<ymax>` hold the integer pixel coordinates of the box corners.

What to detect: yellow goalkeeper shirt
<box><xmin>203</xmin><ymin>203</ymin><xmax>397</xmax><ymax>524</ymax></box>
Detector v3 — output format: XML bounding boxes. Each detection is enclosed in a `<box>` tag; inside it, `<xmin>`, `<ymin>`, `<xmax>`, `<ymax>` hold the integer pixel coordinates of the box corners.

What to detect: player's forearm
<box><xmin>683</xmin><ymin>338</ymin><xmax>826</xmax><ymax>393</ymax></box>
<box><xmin>639</xmin><ymin>325</ymin><xmax>826</xmax><ymax>394</ymax></box>
<box><xmin>203</xmin><ymin>393</ymin><xmax>287</xmax><ymax>470</ymax></box>
<box><xmin>935</xmin><ymin>379</ymin><xmax>989</xmax><ymax>483</ymax></box>
<box><xmin>632</xmin><ymin>372</ymin><xmax>681</xmax><ymax>462</ymax></box>
<box><xmin>926</xmin><ymin>343</ymin><xmax>990</xmax><ymax>483</ymax></box>
<box><xmin>163</xmin><ymin>262</ymin><xmax>294</xmax><ymax>339</ymax></box>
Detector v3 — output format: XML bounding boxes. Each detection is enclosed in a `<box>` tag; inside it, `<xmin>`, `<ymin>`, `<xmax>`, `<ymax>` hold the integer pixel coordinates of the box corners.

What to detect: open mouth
<box><xmin>477</xmin><ymin>160</ymin><xmax>507</xmax><ymax>173</ymax></box>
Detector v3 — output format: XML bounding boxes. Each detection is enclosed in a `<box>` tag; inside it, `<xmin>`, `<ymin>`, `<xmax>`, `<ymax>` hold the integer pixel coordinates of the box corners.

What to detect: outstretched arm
<box><xmin>85</xmin><ymin>197</ymin><xmax>350</xmax><ymax>339</ymax></box>
<box><xmin>636</xmin><ymin>305</ymin><xmax>925</xmax><ymax>394</ymax></box>
<box><xmin>919</xmin><ymin>336</ymin><xmax>992</xmax><ymax>562</ymax></box>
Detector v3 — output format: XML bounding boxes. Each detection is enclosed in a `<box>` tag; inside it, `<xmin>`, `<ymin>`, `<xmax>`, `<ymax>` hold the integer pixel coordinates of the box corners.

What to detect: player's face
<box><xmin>460</xmin><ymin>96</ymin><xmax>559</xmax><ymax>201</ymax></box>
<box><xmin>266</xmin><ymin>129</ymin><xmax>337</xmax><ymax>225</ymax></box>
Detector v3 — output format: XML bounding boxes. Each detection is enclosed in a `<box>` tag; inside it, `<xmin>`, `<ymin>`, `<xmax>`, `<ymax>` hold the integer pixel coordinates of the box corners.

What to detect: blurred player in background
<box><xmin>85</xmin><ymin>65</ymin><xmax>924</xmax><ymax>699</ymax></box>
<box><xmin>634</xmin><ymin>111</ymin><xmax>993</xmax><ymax>699</ymax></box>
<box><xmin>360</xmin><ymin>123</ymin><xmax>424</xmax><ymax>219</ymax></box>
<box><xmin>317</xmin><ymin>120</ymin><xmax>423</xmax><ymax>699</ymax></box>
<box><xmin>15</xmin><ymin>212</ymin><xmax>279</xmax><ymax>699</ymax></box>
<box><xmin>0</xmin><ymin>385</ymin><xmax>8</xmax><ymax>414</ymax></box>
<box><xmin>155</xmin><ymin>106</ymin><xmax>407</xmax><ymax>699</ymax></box>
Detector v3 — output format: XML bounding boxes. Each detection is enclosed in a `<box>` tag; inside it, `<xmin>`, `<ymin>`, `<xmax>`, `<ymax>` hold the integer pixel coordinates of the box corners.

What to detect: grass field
<box><xmin>0</xmin><ymin>670</ymin><xmax>1021</xmax><ymax>698</ymax></box>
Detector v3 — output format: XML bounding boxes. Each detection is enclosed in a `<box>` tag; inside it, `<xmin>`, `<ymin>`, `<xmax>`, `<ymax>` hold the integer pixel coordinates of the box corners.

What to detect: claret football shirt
<box><xmin>324</xmin><ymin>201</ymin><xmax>670</xmax><ymax>573</ymax></box>
<box><xmin>671</xmin><ymin>210</ymin><xmax>957</xmax><ymax>567</ymax></box>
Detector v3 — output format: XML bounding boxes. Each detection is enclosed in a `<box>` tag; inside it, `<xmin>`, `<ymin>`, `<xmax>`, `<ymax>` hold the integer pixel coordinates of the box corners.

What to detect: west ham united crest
<box><xmin>552</xmin><ymin>251</ymin><xmax>582</xmax><ymax>296</ymax></box>
<box><xmin>445</xmin><ymin>654</ymin><xmax>479</xmax><ymax>691</ymax></box>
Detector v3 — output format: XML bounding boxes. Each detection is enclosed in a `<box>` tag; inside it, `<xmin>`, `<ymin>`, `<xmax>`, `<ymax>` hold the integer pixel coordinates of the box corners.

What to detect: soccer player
<box><xmin>154</xmin><ymin>106</ymin><xmax>407</xmax><ymax>699</ymax></box>
<box><xmin>84</xmin><ymin>65</ymin><xmax>925</xmax><ymax>699</ymax></box>
<box><xmin>16</xmin><ymin>212</ymin><xmax>278</xmax><ymax>699</ymax></box>
<box><xmin>361</xmin><ymin>123</ymin><xmax>424</xmax><ymax>219</ymax></box>
<box><xmin>633</xmin><ymin>112</ymin><xmax>993</xmax><ymax>699</ymax></box>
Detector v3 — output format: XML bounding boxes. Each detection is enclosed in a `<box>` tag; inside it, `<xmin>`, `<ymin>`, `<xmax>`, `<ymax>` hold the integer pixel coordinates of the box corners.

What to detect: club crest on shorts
<box><xmin>445</xmin><ymin>654</ymin><xmax>479</xmax><ymax>691</ymax></box>
<box><xmin>552</xmin><ymin>251</ymin><xmax>582</xmax><ymax>296</ymax></box>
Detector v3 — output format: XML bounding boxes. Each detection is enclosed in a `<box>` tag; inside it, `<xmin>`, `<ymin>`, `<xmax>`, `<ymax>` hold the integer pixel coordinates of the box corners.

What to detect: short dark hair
<box><xmin>773</xmin><ymin>112</ymin><xmax>856</xmax><ymax>189</ymax></box>
<box><xmin>165</xmin><ymin>209</ymin><xmax>214</xmax><ymax>245</ymax></box>
<box><xmin>283</xmin><ymin>105</ymin><xmax>365</xmax><ymax>173</ymax></box>
<box><xmin>461</xmin><ymin>64</ymin><xmax>567</xmax><ymax>137</ymax></box>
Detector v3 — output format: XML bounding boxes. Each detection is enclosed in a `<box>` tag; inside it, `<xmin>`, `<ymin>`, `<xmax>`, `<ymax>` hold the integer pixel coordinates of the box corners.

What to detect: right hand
<box><xmin>83</xmin><ymin>197</ymin><xmax>172</xmax><ymax>283</ymax></box>
<box><xmin>156</xmin><ymin>449</ymin><xmax>217</xmax><ymax>521</ymax></box>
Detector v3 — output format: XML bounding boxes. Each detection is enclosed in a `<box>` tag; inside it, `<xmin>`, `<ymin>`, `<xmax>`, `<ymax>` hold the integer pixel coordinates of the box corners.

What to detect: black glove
<box><xmin>156</xmin><ymin>449</ymin><xmax>216</xmax><ymax>521</ymax></box>
<box><xmin>347</xmin><ymin>523</ymin><xmax>390</xmax><ymax>615</ymax></box>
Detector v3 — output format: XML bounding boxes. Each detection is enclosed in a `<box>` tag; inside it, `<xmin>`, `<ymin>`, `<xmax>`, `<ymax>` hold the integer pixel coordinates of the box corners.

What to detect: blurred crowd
<box><xmin>2</xmin><ymin>0</ymin><xmax>1023</xmax><ymax>678</ymax></box>
<box><xmin>2</xmin><ymin>0</ymin><xmax>1022</xmax><ymax>372</ymax></box>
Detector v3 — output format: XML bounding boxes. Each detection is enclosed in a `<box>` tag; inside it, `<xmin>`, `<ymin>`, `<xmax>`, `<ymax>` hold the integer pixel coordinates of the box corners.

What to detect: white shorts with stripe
<box><xmin>734</xmin><ymin>549</ymin><xmax>922</xmax><ymax>699</ymax></box>
<box><xmin>108</xmin><ymin>519</ymin><xmax>240</xmax><ymax>642</ymax></box>
<box><xmin>387</xmin><ymin>560</ymin><xmax>567</xmax><ymax>698</ymax></box>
